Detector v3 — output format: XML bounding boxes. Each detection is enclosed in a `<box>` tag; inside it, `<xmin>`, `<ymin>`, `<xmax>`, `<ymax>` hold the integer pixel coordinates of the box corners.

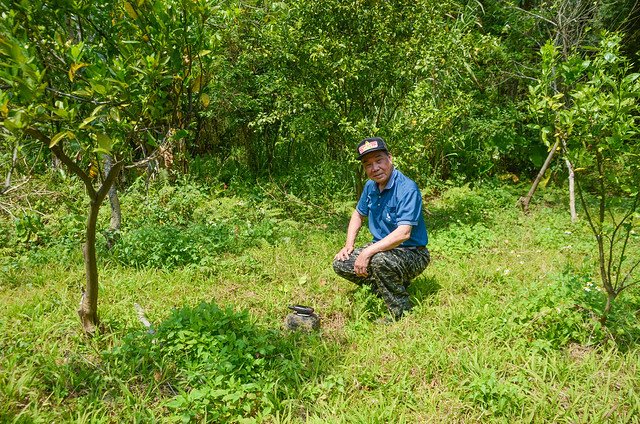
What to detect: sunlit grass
<box><xmin>1</xmin><ymin>181</ymin><xmax>639</xmax><ymax>422</ymax></box>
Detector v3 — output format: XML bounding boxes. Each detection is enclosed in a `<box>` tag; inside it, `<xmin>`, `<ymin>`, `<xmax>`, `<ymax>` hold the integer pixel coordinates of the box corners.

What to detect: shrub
<box><xmin>108</xmin><ymin>302</ymin><xmax>301</xmax><ymax>422</ymax></box>
<box><xmin>503</xmin><ymin>271</ymin><xmax>611</xmax><ymax>348</ymax></box>
<box><xmin>431</xmin><ymin>222</ymin><xmax>496</xmax><ymax>256</ymax></box>
<box><xmin>109</xmin><ymin>223</ymin><xmax>235</xmax><ymax>269</ymax></box>
<box><xmin>108</xmin><ymin>217</ymin><xmax>282</xmax><ymax>270</ymax></box>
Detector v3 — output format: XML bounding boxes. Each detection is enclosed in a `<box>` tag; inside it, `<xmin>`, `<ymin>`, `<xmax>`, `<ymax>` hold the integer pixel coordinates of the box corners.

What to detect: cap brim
<box><xmin>357</xmin><ymin>147</ymin><xmax>388</xmax><ymax>160</ymax></box>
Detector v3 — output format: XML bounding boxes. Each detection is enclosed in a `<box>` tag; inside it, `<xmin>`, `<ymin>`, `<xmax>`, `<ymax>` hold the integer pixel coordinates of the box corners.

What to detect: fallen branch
<box><xmin>0</xmin><ymin>177</ymin><xmax>31</xmax><ymax>196</ymax></box>
<box><xmin>518</xmin><ymin>137</ymin><xmax>561</xmax><ymax>213</ymax></box>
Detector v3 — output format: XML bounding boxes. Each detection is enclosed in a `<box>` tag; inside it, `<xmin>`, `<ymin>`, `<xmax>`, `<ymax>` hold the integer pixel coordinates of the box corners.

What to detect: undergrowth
<box><xmin>108</xmin><ymin>302</ymin><xmax>303</xmax><ymax>423</ymax></box>
<box><xmin>1</xmin><ymin>175</ymin><xmax>639</xmax><ymax>422</ymax></box>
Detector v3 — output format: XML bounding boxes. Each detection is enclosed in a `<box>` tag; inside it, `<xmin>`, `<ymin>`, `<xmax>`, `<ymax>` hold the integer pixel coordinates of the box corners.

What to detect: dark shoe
<box><xmin>389</xmin><ymin>307</ymin><xmax>411</xmax><ymax>321</ymax></box>
<box><xmin>374</xmin><ymin>316</ymin><xmax>395</xmax><ymax>325</ymax></box>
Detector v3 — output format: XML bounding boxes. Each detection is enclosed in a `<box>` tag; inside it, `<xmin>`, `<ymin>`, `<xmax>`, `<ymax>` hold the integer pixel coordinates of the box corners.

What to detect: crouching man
<box><xmin>333</xmin><ymin>137</ymin><xmax>430</xmax><ymax>320</ymax></box>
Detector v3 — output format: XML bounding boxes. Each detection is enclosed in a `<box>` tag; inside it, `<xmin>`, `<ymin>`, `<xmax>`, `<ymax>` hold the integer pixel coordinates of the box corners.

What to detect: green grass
<box><xmin>1</xmin><ymin>178</ymin><xmax>639</xmax><ymax>422</ymax></box>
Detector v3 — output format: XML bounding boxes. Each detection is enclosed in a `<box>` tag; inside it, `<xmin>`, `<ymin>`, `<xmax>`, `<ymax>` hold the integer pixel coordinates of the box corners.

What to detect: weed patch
<box><xmin>500</xmin><ymin>268</ymin><xmax>640</xmax><ymax>348</ymax></box>
<box><xmin>108</xmin><ymin>302</ymin><xmax>303</xmax><ymax>422</ymax></box>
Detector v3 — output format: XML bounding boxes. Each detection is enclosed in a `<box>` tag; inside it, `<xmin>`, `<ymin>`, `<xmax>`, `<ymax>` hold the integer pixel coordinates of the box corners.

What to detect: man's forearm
<box><xmin>344</xmin><ymin>210</ymin><xmax>364</xmax><ymax>248</ymax></box>
<box><xmin>363</xmin><ymin>225</ymin><xmax>412</xmax><ymax>255</ymax></box>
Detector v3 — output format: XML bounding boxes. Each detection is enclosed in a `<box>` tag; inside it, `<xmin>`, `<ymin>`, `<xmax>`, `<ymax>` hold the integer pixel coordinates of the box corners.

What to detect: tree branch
<box><xmin>24</xmin><ymin>127</ymin><xmax>97</xmax><ymax>200</ymax></box>
<box><xmin>0</xmin><ymin>177</ymin><xmax>30</xmax><ymax>197</ymax></box>
<box><xmin>619</xmin><ymin>258</ymin><xmax>640</xmax><ymax>290</ymax></box>
<box><xmin>575</xmin><ymin>178</ymin><xmax>599</xmax><ymax>245</ymax></box>
<box><xmin>613</xmin><ymin>193</ymin><xmax>639</xmax><ymax>289</ymax></box>
<box><xmin>617</xmin><ymin>277</ymin><xmax>640</xmax><ymax>295</ymax></box>
<box><xmin>124</xmin><ymin>149</ymin><xmax>161</xmax><ymax>170</ymax></box>
<box><xmin>95</xmin><ymin>160</ymin><xmax>124</xmax><ymax>205</ymax></box>
<box><xmin>45</xmin><ymin>87</ymin><xmax>123</xmax><ymax>106</ymax></box>
<box><xmin>508</xmin><ymin>4</ymin><xmax>558</xmax><ymax>27</ymax></box>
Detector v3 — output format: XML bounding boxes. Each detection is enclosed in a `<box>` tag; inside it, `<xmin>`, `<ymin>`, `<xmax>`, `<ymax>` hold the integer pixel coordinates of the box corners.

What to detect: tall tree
<box><xmin>0</xmin><ymin>0</ymin><xmax>219</xmax><ymax>333</ymax></box>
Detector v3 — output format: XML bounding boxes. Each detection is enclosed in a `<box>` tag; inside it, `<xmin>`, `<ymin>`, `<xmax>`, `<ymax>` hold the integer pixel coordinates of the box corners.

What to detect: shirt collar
<box><xmin>378</xmin><ymin>168</ymin><xmax>398</xmax><ymax>193</ymax></box>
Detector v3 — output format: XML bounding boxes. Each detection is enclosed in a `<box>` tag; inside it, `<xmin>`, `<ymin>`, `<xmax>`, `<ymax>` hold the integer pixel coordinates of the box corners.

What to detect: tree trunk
<box><xmin>518</xmin><ymin>137</ymin><xmax>561</xmax><ymax>213</ymax></box>
<box><xmin>103</xmin><ymin>154</ymin><xmax>121</xmax><ymax>249</ymax></box>
<box><xmin>78</xmin><ymin>198</ymin><xmax>101</xmax><ymax>334</ymax></box>
<box><xmin>76</xmin><ymin>160</ymin><xmax>123</xmax><ymax>335</ymax></box>
<box><xmin>565</xmin><ymin>157</ymin><xmax>577</xmax><ymax>222</ymax></box>
<box><xmin>77</xmin><ymin>160</ymin><xmax>123</xmax><ymax>335</ymax></box>
<box><xmin>600</xmin><ymin>290</ymin><xmax>617</xmax><ymax>326</ymax></box>
<box><xmin>561</xmin><ymin>139</ymin><xmax>577</xmax><ymax>222</ymax></box>
<box><xmin>1</xmin><ymin>140</ymin><xmax>19</xmax><ymax>194</ymax></box>
<box><xmin>25</xmin><ymin>128</ymin><xmax>124</xmax><ymax>335</ymax></box>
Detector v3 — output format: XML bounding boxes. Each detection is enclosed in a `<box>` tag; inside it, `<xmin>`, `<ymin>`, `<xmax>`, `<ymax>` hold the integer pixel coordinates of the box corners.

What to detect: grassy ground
<box><xmin>1</xmin><ymin>178</ymin><xmax>639</xmax><ymax>423</ymax></box>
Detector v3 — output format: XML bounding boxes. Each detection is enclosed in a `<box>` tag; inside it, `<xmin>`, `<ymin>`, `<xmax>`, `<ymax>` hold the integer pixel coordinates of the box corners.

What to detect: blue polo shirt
<box><xmin>356</xmin><ymin>168</ymin><xmax>428</xmax><ymax>247</ymax></box>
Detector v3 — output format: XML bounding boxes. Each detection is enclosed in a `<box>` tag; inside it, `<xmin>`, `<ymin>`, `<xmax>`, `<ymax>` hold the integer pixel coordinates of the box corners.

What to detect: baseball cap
<box><xmin>356</xmin><ymin>137</ymin><xmax>388</xmax><ymax>160</ymax></box>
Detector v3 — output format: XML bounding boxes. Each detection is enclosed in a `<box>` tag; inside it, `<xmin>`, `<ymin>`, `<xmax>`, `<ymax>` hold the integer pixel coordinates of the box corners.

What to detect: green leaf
<box><xmin>49</xmin><ymin>131</ymin><xmax>72</xmax><ymax>148</ymax></box>
<box><xmin>10</xmin><ymin>43</ymin><xmax>27</xmax><ymax>65</ymax></box>
<box><xmin>3</xmin><ymin>117</ymin><xmax>18</xmax><ymax>132</ymax></box>
<box><xmin>80</xmin><ymin>115</ymin><xmax>100</xmax><ymax>129</ymax></box>
<box><xmin>91</xmin><ymin>105</ymin><xmax>105</xmax><ymax>116</ymax></box>
<box><xmin>52</xmin><ymin>108</ymin><xmax>68</xmax><ymax>119</ymax></box>
<box><xmin>110</xmin><ymin>108</ymin><xmax>121</xmax><ymax>122</ymax></box>
<box><xmin>540</xmin><ymin>126</ymin><xmax>552</xmax><ymax>147</ymax></box>
<box><xmin>146</xmin><ymin>132</ymin><xmax>157</xmax><ymax>147</ymax></box>
<box><xmin>172</xmin><ymin>129</ymin><xmax>189</xmax><ymax>139</ymax></box>
<box><xmin>69</xmin><ymin>42</ymin><xmax>84</xmax><ymax>62</ymax></box>
<box><xmin>3</xmin><ymin>111</ymin><xmax>25</xmax><ymax>132</ymax></box>
<box><xmin>94</xmin><ymin>84</ymin><xmax>107</xmax><ymax>95</ymax></box>
<box><xmin>96</xmin><ymin>133</ymin><xmax>112</xmax><ymax>153</ymax></box>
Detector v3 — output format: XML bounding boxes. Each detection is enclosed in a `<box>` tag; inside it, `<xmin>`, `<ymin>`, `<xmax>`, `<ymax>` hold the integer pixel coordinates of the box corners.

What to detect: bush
<box><xmin>503</xmin><ymin>270</ymin><xmax>610</xmax><ymax>349</ymax></box>
<box><xmin>109</xmin><ymin>223</ymin><xmax>236</xmax><ymax>269</ymax></box>
<box><xmin>109</xmin><ymin>218</ymin><xmax>283</xmax><ymax>270</ymax></box>
<box><xmin>118</xmin><ymin>178</ymin><xmax>211</xmax><ymax>228</ymax></box>
<box><xmin>109</xmin><ymin>302</ymin><xmax>301</xmax><ymax>422</ymax></box>
<box><xmin>105</xmin><ymin>178</ymin><xmax>291</xmax><ymax>269</ymax></box>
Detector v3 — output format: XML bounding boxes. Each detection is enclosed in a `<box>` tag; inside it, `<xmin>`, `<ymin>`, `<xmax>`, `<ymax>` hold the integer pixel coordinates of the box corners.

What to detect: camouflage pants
<box><xmin>333</xmin><ymin>245</ymin><xmax>430</xmax><ymax>319</ymax></box>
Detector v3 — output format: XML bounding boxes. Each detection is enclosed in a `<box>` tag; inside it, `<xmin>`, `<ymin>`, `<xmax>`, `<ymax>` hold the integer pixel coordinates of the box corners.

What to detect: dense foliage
<box><xmin>1</xmin><ymin>0</ymin><xmax>640</xmax><ymax>421</ymax></box>
<box><xmin>110</xmin><ymin>301</ymin><xmax>301</xmax><ymax>422</ymax></box>
<box><xmin>0</xmin><ymin>0</ymin><xmax>637</xmax><ymax>185</ymax></box>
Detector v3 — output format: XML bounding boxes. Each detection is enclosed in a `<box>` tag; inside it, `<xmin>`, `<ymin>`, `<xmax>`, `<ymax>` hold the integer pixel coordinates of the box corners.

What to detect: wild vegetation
<box><xmin>1</xmin><ymin>178</ymin><xmax>640</xmax><ymax>422</ymax></box>
<box><xmin>1</xmin><ymin>0</ymin><xmax>640</xmax><ymax>422</ymax></box>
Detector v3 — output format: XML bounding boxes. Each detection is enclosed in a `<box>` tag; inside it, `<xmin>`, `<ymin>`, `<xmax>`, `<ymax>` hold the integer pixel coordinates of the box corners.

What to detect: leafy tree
<box><xmin>0</xmin><ymin>0</ymin><xmax>219</xmax><ymax>333</ymax></box>
<box><xmin>0</xmin><ymin>1</ymin><xmax>127</xmax><ymax>334</ymax></box>
<box><xmin>529</xmin><ymin>33</ymin><xmax>640</xmax><ymax>324</ymax></box>
<box><xmin>494</xmin><ymin>0</ymin><xmax>639</xmax><ymax>196</ymax></box>
<box><xmin>567</xmin><ymin>34</ymin><xmax>640</xmax><ymax>323</ymax></box>
<box><xmin>203</xmin><ymin>0</ymin><xmax>524</xmax><ymax>183</ymax></box>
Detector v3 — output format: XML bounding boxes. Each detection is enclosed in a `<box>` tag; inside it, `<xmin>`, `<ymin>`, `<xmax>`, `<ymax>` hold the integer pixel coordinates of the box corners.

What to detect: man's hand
<box><xmin>354</xmin><ymin>249</ymin><xmax>373</xmax><ymax>277</ymax></box>
<box><xmin>335</xmin><ymin>210</ymin><xmax>363</xmax><ymax>261</ymax></box>
<box><xmin>334</xmin><ymin>245</ymin><xmax>354</xmax><ymax>261</ymax></box>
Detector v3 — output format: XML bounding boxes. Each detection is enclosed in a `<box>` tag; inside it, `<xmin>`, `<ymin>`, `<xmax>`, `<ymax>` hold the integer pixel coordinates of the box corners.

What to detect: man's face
<box><xmin>361</xmin><ymin>151</ymin><xmax>393</xmax><ymax>187</ymax></box>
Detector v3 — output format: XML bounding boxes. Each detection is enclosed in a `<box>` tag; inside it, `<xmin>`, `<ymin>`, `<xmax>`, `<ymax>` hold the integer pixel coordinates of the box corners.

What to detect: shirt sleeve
<box><xmin>396</xmin><ymin>184</ymin><xmax>422</xmax><ymax>226</ymax></box>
